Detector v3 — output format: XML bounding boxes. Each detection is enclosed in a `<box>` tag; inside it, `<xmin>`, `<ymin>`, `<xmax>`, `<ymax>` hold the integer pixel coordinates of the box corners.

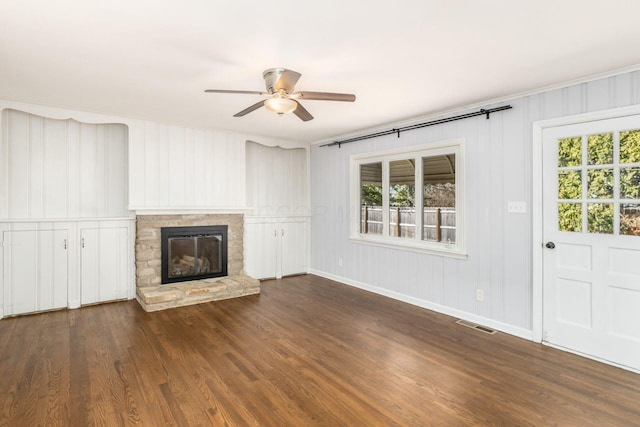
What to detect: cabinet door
<box><xmin>3</xmin><ymin>229</ymin><xmax>68</xmax><ymax>316</ymax></box>
<box><xmin>80</xmin><ymin>227</ymin><xmax>128</xmax><ymax>305</ymax></box>
<box><xmin>244</xmin><ymin>222</ymin><xmax>278</xmax><ymax>279</ymax></box>
<box><xmin>280</xmin><ymin>220</ymin><xmax>307</xmax><ymax>277</ymax></box>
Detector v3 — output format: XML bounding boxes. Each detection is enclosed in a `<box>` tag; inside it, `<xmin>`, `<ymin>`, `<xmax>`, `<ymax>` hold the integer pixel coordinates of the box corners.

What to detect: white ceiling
<box><xmin>2</xmin><ymin>1</ymin><xmax>640</xmax><ymax>145</ymax></box>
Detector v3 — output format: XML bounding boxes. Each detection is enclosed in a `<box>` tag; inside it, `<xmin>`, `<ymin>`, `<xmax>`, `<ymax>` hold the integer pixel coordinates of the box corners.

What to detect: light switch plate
<box><xmin>507</xmin><ymin>201</ymin><xmax>526</xmax><ymax>214</ymax></box>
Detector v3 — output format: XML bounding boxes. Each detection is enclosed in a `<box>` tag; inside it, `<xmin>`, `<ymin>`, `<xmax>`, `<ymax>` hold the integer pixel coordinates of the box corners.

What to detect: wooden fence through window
<box><xmin>361</xmin><ymin>206</ymin><xmax>456</xmax><ymax>243</ymax></box>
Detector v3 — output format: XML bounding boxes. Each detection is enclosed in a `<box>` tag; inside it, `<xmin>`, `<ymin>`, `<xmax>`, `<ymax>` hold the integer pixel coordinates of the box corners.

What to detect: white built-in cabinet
<box><xmin>244</xmin><ymin>142</ymin><xmax>310</xmax><ymax>280</ymax></box>
<box><xmin>0</xmin><ymin>109</ymin><xmax>134</xmax><ymax>318</ymax></box>
<box><xmin>79</xmin><ymin>221</ymin><xmax>130</xmax><ymax>305</ymax></box>
<box><xmin>1</xmin><ymin>220</ymin><xmax>133</xmax><ymax>317</ymax></box>
<box><xmin>244</xmin><ymin>217</ymin><xmax>308</xmax><ymax>279</ymax></box>
<box><xmin>2</xmin><ymin>223</ymin><xmax>69</xmax><ymax>316</ymax></box>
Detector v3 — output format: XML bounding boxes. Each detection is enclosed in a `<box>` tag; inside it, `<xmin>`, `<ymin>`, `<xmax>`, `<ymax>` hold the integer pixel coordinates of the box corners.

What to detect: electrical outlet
<box><xmin>476</xmin><ymin>289</ymin><xmax>484</xmax><ymax>302</ymax></box>
<box><xmin>338</xmin><ymin>257</ymin><xmax>343</xmax><ymax>267</ymax></box>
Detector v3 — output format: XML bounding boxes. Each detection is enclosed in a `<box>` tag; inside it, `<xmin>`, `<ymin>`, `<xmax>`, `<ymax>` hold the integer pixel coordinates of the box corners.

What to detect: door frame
<box><xmin>532</xmin><ymin>104</ymin><xmax>640</xmax><ymax>344</ymax></box>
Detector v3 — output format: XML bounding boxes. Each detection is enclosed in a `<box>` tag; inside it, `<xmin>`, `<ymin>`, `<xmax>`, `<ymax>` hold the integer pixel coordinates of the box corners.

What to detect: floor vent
<box><xmin>456</xmin><ymin>319</ymin><xmax>497</xmax><ymax>335</ymax></box>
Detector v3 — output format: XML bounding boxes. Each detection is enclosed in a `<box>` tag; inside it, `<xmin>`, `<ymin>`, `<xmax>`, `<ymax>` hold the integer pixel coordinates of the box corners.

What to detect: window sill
<box><xmin>350</xmin><ymin>234</ymin><xmax>467</xmax><ymax>259</ymax></box>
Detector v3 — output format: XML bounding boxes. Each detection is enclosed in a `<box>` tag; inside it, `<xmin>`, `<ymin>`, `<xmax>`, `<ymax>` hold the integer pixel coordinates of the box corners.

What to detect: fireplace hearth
<box><xmin>161</xmin><ymin>225</ymin><xmax>228</xmax><ymax>284</ymax></box>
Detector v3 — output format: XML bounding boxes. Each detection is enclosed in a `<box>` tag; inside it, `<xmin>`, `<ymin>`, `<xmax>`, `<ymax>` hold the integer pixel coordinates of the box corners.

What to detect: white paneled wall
<box><xmin>310</xmin><ymin>70</ymin><xmax>640</xmax><ymax>338</ymax></box>
<box><xmin>1</xmin><ymin>109</ymin><xmax>129</xmax><ymax>219</ymax></box>
<box><xmin>128</xmin><ymin>122</ymin><xmax>246</xmax><ymax>210</ymax></box>
<box><xmin>246</xmin><ymin>141</ymin><xmax>309</xmax><ymax>216</ymax></box>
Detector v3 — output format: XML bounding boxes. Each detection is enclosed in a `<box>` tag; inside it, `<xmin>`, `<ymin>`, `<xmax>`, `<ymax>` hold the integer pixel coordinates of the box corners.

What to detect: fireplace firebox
<box><xmin>161</xmin><ymin>225</ymin><xmax>228</xmax><ymax>284</ymax></box>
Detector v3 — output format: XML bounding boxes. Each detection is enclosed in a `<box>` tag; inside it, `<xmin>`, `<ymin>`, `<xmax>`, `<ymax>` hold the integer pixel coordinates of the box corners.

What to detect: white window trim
<box><xmin>349</xmin><ymin>138</ymin><xmax>466</xmax><ymax>259</ymax></box>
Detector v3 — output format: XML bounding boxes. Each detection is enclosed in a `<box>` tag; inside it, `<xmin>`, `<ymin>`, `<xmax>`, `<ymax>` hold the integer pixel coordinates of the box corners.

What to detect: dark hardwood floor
<box><xmin>1</xmin><ymin>274</ymin><xmax>639</xmax><ymax>426</ymax></box>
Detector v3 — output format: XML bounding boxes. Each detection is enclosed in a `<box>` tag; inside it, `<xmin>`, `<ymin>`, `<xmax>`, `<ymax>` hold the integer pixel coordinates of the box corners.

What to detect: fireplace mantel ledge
<box><xmin>133</xmin><ymin>207</ymin><xmax>252</xmax><ymax>216</ymax></box>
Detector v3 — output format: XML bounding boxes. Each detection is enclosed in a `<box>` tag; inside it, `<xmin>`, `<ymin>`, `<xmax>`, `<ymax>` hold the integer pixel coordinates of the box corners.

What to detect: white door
<box><xmin>244</xmin><ymin>220</ymin><xmax>278</xmax><ymax>279</ymax></box>
<box><xmin>542</xmin><ymin>115</ymin><xmax>640</xmax><ymax>371</ymax></box>
<box><xmin>280</xmin><ymin>220</ymin><xmax>308</xmax><ymax>277</ymax></box>
<box><xmin>80</xmin><ymin>227</ymin><xmax>128</xmax><ymax>305</ymax></box>
<box><xmin>2</xmin><ymin>228</ymin><xmax>68</xmax><ymax>315</ymax></box>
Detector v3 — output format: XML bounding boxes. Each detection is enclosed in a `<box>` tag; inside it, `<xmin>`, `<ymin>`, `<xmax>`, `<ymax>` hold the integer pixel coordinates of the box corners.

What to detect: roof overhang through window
<box><xmin>360</xmin><ymin>155</ymin><xmax>455</xmax><ymax>185</ymax></box>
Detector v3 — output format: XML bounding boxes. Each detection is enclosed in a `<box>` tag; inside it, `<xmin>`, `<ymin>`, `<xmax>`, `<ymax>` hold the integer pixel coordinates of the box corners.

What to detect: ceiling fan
<box><xmin>204</xmin><ymin>68</ymin><xmax>356</xmax><ymax>122</ymax></box>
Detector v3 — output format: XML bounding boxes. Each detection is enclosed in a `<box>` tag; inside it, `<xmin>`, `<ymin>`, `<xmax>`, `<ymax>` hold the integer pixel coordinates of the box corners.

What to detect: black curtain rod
<box><xmin>320</xmin><ymin>105</ymin><xmax>513</xmax><ymax>148</ymax></box>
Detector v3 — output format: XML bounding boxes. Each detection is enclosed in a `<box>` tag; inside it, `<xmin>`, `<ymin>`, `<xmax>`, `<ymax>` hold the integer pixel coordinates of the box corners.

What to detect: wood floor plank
<box><xmin>1</xmin><ymin>274</ymin><xmax>640</xmax><ymax>426</ymax></box>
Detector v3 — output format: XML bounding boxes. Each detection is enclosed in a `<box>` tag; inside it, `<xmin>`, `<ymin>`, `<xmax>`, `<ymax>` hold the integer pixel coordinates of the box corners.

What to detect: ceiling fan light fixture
<box><xmin>264</xmin><ymin>97</ymin><xmax>297</xmax><ymax>115</ymax></box>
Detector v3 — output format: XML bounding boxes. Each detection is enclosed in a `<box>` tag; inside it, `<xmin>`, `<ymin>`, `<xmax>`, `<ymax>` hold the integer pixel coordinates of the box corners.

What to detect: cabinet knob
<box><xmin>545</xmin><ymin>242</ymin><xmax>555</xmax><ymax>249</ymax></box>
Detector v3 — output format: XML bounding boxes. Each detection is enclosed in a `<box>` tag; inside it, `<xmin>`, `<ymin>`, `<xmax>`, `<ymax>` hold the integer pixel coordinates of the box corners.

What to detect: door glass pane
<box><xmin>360</xmin><ymin>162</ymin><xmax>383</xmax><ymax>235</ymax></box>
<box><xmin>558</xmin><ymin>136</ymin><xmax>582</xmax><ymax>167</ymax></box>
<box><xmin>559</xmin><ymin>203</ymin><xmax>582</xmax><ymax>232</ymax></box>
<box><xmin>587</xmin><ymin>169</ymin><xmax>613</xmax><ymax>199</ymax></box>
<box><xmin>389</xmin><ymin>159</ymin><xmax>415</xmax><ymax>238</ymax></box>
<box><xmin>423</xmin><ymin>154</ymin><xmax>456</xmax><ymax>243</ymax></box>
<box><xmin>620</xmin><ymin>129</ymin><xmax>640</xmax><ymax>164</ymax></box>
<box><xmin>587</xmin><ymin>203</ymin><xmax>614</xmax><ymax>234</ymax></box>
<box><xmin>558</xmin><ymin>170</ymin><xmax>582</xmax><ymax>199</ymax></box>
<box><xmin>620</xmin><ymin>167</ymin><xmax>640</xmax><ymax>199</ymax></box>
<box><xmin>587</xmin><ymin>133</ymin><xmax>613</xmax><ymax>165</ymax></box>
<box><xmin>620</xmin><ymin>203</ymin><xmax>640</xmax><ymax>236</ymax></box>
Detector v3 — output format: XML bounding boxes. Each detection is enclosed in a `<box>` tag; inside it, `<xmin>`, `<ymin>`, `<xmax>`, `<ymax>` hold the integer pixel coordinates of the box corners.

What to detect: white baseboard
<box><xmin>308</xmin><ymin>268</ymin><xmax>534</xmax><ymax>341</ymax></box>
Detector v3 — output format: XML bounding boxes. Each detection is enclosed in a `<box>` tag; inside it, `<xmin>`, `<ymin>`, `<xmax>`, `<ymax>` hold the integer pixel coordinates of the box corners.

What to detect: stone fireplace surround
<box><xmin>135</xmin><ymin>214</ymin><xmax>259</xmax><ymax>312</ymax></box>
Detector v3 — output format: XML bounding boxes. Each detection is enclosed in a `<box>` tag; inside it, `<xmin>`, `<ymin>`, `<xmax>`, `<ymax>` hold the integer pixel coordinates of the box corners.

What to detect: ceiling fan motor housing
<box><xmin>263</xmin><ymin>68</ymin><xmax>287</xmax><ymax>94</ymax></box>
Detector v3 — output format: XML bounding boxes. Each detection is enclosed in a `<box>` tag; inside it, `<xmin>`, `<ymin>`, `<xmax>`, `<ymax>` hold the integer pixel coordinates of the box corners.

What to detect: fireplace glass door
<box><xmin>161</xmin><ymin>226</ymin><xmax>228</xmax><ymax>284</ymax></box>
<box><xmin>168</xmin><ymin>235</ymin><xmax>221</xmax><ymax>279</ymax></box>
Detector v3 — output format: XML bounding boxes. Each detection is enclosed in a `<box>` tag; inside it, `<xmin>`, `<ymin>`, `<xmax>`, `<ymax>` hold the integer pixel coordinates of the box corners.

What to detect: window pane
<box><xmin>559</xmin><ymin>203</ymin><xmax>582</xmax><ymax>232</ymax></box>
<box><xmin>620</xmin><ymin>167</ymin><xmax>640</xmax><ymax>199</ymax></box>
<box><xmin>558</xmin><ymin>136</ymin><xmax>582</xmax><ymax>167</ymax></box>
<box><xmin>423</xmin><ymin>154</ymin><xmax>456</xmax><ymax>243</ymax></box>
<box><xmin>587</xmin><ymin>203</ymin><xmax>613</xmax><ymax>234</ymax></box>
<box><xmin>620</xmin><ymin>129</ymin><xmax>640</xmax><ymax>164</ymax></box>
<box><xmin>587</xmin><ymin>133</ymin><xmax>613</xmax><ymax>165</ymax></box>
<box><xmin>620</xmin><ymin>204</ymin><xmax>640</xmax><ymax>236</ymax></box>
<box><xmin>389</xmin><ymin>159</ymin><xmax>415</xmax><ymax>238</ymax></box>
<box><xmin>587</xmin><ymin>169</ymin><xmax>613</xmax><ymax>199</ymax></box>
<box><xmin>558</xmin><ymin>170</ymin><xmax>582</xmax><ymax>199</ymax></box>
<box><xmin>360</xmin><ymin>162</ymin><xmax>382</xmax><ymax>235</ymax></box>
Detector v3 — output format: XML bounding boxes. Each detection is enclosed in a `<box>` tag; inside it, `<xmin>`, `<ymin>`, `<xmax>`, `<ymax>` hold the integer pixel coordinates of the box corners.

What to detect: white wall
<box><xmin>0</xmin><ymin>100</ymin><xmax>306</xmax><ymax>214</ymax></box>
<box><xmin>245</xmin><ymin>141</ymin><xmax>309</xmax><ymax>216</ymax></box>
<box><xmin>128</xmin><ymin>122</ymin><xmax>247</xmax><ymax>211</ymax></box>
<box><xmin>310</xmin><ymin>70</ymin><xmax>640</xmax><ymax>338</ymax></box>
<box><xmin>1</xmin><ymin>109</ymin><xmax>129</xmax><ymax>219</ymax></box>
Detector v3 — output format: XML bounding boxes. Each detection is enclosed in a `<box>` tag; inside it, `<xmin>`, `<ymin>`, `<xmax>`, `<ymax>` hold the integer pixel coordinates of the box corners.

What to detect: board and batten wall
<box><xmin>0</xmin><ymin>109</ymin><xmax>129</xmax><ymax>219</ymax></box>
<box><xmin>128</xmin><ymin>122</ymin><xmax>246</xmax><ymax>211</ymax></box>
<box><xmin>0</xmin><ymin>99</ymin><xmax>304</xmax><ymax>214</ymax></box>
<box><xmin>309</xmin><ymin>70</ymin><xmax>640</xmax><ymax>339</ymax></box>
<box><xmin>245</xmin><ymin>141</ymin><xmax>309</xmax><ymax>217</ymax></box>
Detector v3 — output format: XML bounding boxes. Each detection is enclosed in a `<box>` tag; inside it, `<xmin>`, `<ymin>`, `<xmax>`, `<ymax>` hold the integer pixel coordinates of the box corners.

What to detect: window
<box><xmin>351</xmin><ymin>139</ymin><xmax>465</xmax><ymax>257</ymax></box>
<box><xmin>556</xmin><ymin>129</ymin><xmax>640</xmax><ymax>235</ymax></box>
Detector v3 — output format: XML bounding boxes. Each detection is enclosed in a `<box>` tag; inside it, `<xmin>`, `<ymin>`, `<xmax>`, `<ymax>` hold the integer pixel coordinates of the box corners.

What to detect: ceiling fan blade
<box><xmin>233</xmin><ymin>100</ymin><xmax>265</xmax><ymax>117</ymax></box>
<box><xmin>274</xmin><ymin>70</ymin><xmax>302</xmax><ymax>93</ymax></box>
<box><xmin>293</xmin><ymin>101</ymin><xmax>313</xmax><ymax>122</ymax></box>
<box><xmin>205</xmin><ymin>89</ymin><xmax>265</xmax><ymax>95</ymax></box>
<box><xmin>296</xmin><ymin>91</ymin><xmax>356</xmax><ymax>102</ymax></box>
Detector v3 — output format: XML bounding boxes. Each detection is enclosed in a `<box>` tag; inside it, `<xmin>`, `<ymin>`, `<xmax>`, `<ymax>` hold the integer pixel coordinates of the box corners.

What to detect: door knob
<box><xmin>545</xmin><ymin>242</ymin><xmax>555</xmax><ymax>249</ymax></box>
